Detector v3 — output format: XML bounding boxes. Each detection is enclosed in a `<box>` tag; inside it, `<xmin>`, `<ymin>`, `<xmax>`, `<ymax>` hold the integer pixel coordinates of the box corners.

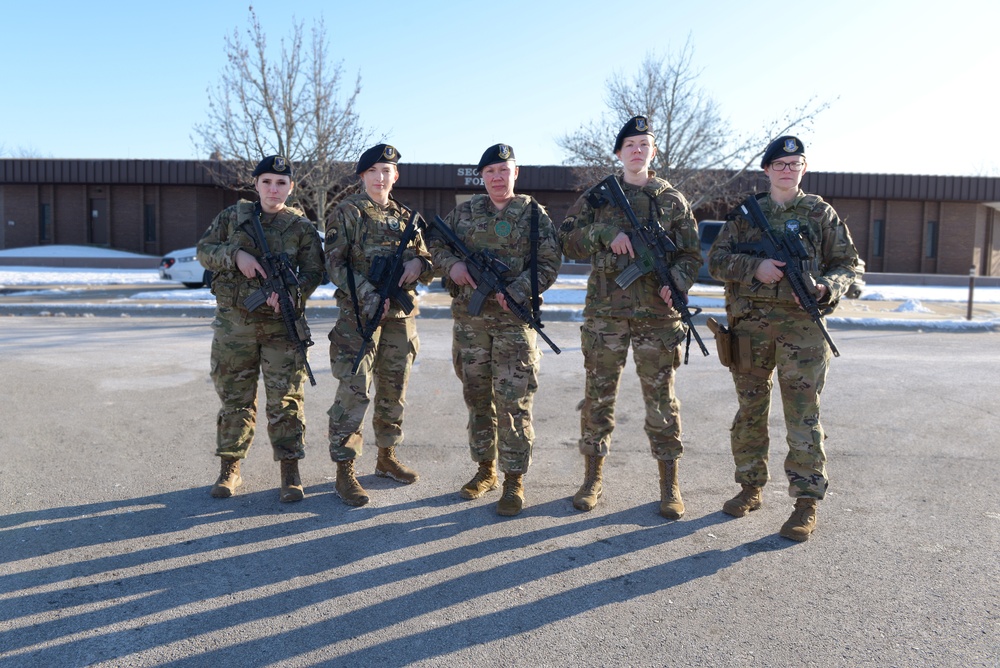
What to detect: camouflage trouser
<box><xmin>452</xmin><ymin>312</ymin><xmax>541</xmax><ymax>475</ymax></box>
<box><xmin>579</xmin><ymin>315</ymin><xmax>686</xmax><ymax>460</ymax></box>
<box><xmin>327</xmin><ymin>314</ymin><xmax>419</xmax><ymax>461</ymax></box>
<box><xmin>728</xmin><ymin>303</ymin><xmax>832</xmax><ymax>499</ymax></box>
<box><xmin>210</xmin><ymin>308</ymin><xmax>307</xmax><ymax>461</ymax></box>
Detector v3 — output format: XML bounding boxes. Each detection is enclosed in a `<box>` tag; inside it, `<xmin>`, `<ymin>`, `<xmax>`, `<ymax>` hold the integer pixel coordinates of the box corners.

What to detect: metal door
<box><xmin>88</xmin><ymin>198</ymin><xmax>108</xmax><ymax>245</ymax></box>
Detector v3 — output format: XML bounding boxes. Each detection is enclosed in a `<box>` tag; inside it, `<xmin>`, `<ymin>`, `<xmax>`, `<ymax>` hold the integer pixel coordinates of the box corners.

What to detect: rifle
<box><xmin>349</xmin><ymin>211</ymin><xmax>427</xmax><ymax>375</ymax></box>
<box><xmin>586</xmin><ymin>175</ymin><xmax>709</xmax><ymax>363</ymax></box>
<box><xmin>242</xmin><ymin>202</ymin><xmax>317</xmax><ymax>385</ymax></box>
<box><xmin>737</xmin><ymin>194</ymin><xmax>840</xmax><ymax>357</ymax></box>
<box><xmin>428</xmin><ymin>215</ymin><xmax>561</xmax><ymax>355</ymax></box>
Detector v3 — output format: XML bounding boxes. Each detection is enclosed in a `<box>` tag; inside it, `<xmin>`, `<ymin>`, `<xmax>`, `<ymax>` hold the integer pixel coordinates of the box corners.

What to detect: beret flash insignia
<box><xmin>782</xmin><ymin>138</ymin><xmax>799</xmax><ymax>154</ymax></box>
<box><xmin>498</xmin><ymin>145</ymin><xmax>512</xmax><ymax>160</ymax></box>
<box><xmin>635</xmin><ymin>117</ymin><xmax>649</xmax><ymax>132</ymax></box>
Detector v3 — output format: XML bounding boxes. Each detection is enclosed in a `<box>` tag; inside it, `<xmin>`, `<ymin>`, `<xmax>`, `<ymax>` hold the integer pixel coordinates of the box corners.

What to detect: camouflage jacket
<box><xmin>196</xmin><ymin>199</ymin><xmax>325</xmax><ymax>319</ymax></box>
<box><xmin>707</xmin><ymin>190</ymin><xmax>862</xmax><ymax>318</ymax></box>
<box><xmin>430</xmin><ymin>194</ymin><xmax>561</xmax><ymax>321</ymax></box>
<box><xmin>559</xmin><ymin>173</ymin><xmax>701</xmax><ymax>319</ymax></box>
<box><xmin>324</xmin><ymin>192</ymin><xmax>434</xmax><ymax>320</ymax></box>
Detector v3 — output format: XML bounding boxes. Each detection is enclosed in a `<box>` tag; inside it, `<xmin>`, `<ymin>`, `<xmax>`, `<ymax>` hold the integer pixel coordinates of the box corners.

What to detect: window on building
<box><xmin>144</xmin><ymin>204</ymin><xmax>157</xmax><ymax>243</ymax></box>
<box><xmin>924</xmin><ymin>221</ymin><xmax>938</xmax><ymax>259</ymax></box>
<box><xmin>39</xmin><ymin>203</ymin><xmax>52</xmax><ymax>243</ymax></box>
<box><xmin>873</xmin><ymin>219</ymin><xmax>884</xmax><ymax>257</ymax></box>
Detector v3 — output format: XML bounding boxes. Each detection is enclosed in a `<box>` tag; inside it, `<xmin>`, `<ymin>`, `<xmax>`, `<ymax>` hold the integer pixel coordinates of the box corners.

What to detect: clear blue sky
<box><xmin>3</xmin><ymin>0</ymin><xmax>998</xmax><ymax>177</ymax></box>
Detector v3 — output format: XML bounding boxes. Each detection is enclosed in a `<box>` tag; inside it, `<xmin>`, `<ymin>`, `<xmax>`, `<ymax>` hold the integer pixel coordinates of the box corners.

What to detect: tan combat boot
<box><xmin>780</xmin><ymin>498</ymin><xmax>818</xmax><ymax>542</ymax></box>
<box><xmin>459</xmin><ymin>460</ymin><xmax>499</xmax><ymax>499</ymax></box>
<box><xmin>657</xmin><ymin>459</ymin><xmax>685</xmax><ymax>519</ymax></box>
<box><xmin>375</xmin><ymin>446</ymin><xmax>419</xmax><ymax>484</ymax></box>
<box><xmin>572</xmin><ymin>455</ymin><xmax>604</xmax><ymax>512</ymax></box>
<box><xmin>210</xmin><ymin>457</ymin><xmax>242</xmax><ymax>498</ymax></box>
<box><xmin>335</xmin><ymin>459</ymin><xmax>370</xmax><ymax>507</ymax></box>
<box><xmin>279</xmin><ymin>459</ymin><xmax>304</xmax><ymax>503</ymax></box>
<box><xmin>497</xmin><ymin>473</ymin><xmax>525</xmax><ymax>517</ymax></box>
<box><xmin>723</xmin><ymin>484</ymin><xmax>764</xmax><ymax>517</ymax></box>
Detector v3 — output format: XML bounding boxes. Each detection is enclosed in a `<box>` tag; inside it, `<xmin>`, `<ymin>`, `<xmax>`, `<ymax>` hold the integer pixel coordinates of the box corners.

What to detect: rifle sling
<box><xmin>344</xmin><ymin>219</ymin><xmax>369</xmax><ymax>334</ymax></box>
<box><xmin>529</xmin><ymin>200</ymin><xmax>540</xmax><ymax>322</ymax></box>
<box><xmin>645</xmin><ymin>191</ymin><xmax>692</xmax><ymax>362</ymax></box>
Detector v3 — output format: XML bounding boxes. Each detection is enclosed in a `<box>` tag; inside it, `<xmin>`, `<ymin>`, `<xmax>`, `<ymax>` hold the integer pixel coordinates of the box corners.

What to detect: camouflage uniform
<box><xmin>707</xmin><ymin>190</ymin><xmax>861</xmax><ymax>499</ymax></box>
<box><xmin>196</xmin><ymin>199</ymin><xmax>325</xmax><ymax>461</ymax></box>
<box><xmin>325</xmin><ymin>192</ymin><xmax>434</xmax><ymax>460</ymax></box>
<box><xmin>560</xmin><ymin>173</ymin><xmax>701</xmax><ymax>461</ymax></box>
<box><xmin>430</xmin><ymin>194</ymin><xmax>561</xmax><ymax>474</ymax></box>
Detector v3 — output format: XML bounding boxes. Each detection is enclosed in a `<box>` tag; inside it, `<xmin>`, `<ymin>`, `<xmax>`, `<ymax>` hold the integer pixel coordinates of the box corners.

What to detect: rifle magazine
<box><xmin>395</xmin><ymin>291</ymin><xmax>415</xmax><ymax>315</ymax></box>
<box><xmin>615</xmin><ymin>263</ymin><xmax>643</xmax><ymax>289</ymax></box>
<box><xmin>243</xmin><ymin>288</ymin><xmax>269</xmax><ymax>312</ymax></box>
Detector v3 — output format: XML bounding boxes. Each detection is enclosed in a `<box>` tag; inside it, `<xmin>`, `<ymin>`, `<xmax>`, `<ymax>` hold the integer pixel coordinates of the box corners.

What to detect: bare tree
<box><xmin>0</xmin><ymin>143</ymin><xmax>48</xmax><ymax>158</ymax></box>
<box><xmin>193</xmin><ymin>7</ymin><xmax>371</xmax><ymax>228</ymax></box>
<box><xmin>557</xmin><ymin>38</ymin><xmax>832</xmax><ymax>210</ymax></box>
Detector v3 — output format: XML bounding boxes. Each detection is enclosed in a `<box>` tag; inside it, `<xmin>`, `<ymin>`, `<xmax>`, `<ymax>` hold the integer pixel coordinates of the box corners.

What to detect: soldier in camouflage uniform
<box><xmin>196</xmin><ymin>155</ymin><xmax>325</xmax><ymax>503</ymax></box>
<box><xmin>560</xmin><ymin>116</ymin><xmax>702</xmax><ymax>520</ymax></box>
<box><xmin>429</xmin><ymin>144</ymin><xmax>561</xmax><ymax>517</ymax></box>
<box><xmin>325</xmin><ymin>144</ymin><xmax>434</xmax><ymax>506</ymax></box>
<box><xmin>707</xmin><ymin>136</ymin><xmax>862</xmax><ymax>541</ymax></box>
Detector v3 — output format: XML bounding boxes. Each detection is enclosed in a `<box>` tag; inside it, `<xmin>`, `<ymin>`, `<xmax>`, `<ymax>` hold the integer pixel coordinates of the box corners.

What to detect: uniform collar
<box><xmin>767</xmin><ymin>189</ymin><xmax>807</xmax><ymax>212</ymax></box>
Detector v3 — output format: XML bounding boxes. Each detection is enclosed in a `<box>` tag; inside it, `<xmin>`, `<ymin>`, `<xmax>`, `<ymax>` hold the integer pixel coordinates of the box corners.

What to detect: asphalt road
<box><xmin>0</xmin><ymin>316</ymin><xmax>997</xmax><ymax>667</ymax></box>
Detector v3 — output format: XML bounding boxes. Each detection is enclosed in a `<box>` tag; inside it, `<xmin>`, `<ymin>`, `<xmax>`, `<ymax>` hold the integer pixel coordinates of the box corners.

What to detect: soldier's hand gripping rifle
<box><xmin>587</xmin><ymin>175</ymin><xmax>709</xmax><ymax>363</ymax></box>
<box><xmin>737</xmin><ymin>194</ymin><xmax>840</xmax><ymax>357</ymax></box>
<box><xmin>428</xmin><ymin>215</ymin><xmax>561</xmax><ymax>355</ymax></box>
<box><xmin>350</xmin><ymin>212</ymin><xmax>427</xmax><ymax>375</ymax></box>
<box><xmin>242</xmin><ymin>202</ymin><xmax>317</xmax><ymax>385</ymax></box>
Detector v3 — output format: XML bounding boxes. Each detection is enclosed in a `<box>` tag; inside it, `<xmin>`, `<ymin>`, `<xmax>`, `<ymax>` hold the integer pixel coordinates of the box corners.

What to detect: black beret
<box><xmin>761</xmin><ymin>136</ymin><xmax>806</xmax><ymax>168</ymax></box>
<box><xmin>477</xmin><ymin>143</ymin><xmax>515</xmax><ymax>172</ymax></box>
<box><xmin>355</xmin><ymin>144</ymin><xmax>401</xmax><ymax>175</ymax></box>
<box><xmin>614</xmin><ymin>116</ymin><xmax>654</xmax><ymax>152</ymax></box>
<box><xmin>252</xmin><ymin>155</ymin><xmax>293</xmax><ymax>178</ymax></box>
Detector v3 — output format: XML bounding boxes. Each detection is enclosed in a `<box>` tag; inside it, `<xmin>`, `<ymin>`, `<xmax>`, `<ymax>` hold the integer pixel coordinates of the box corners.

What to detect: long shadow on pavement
<box><xmin>0</xmin><ymin>484</ymin><xmax>789</xmax><ymax>666</ymax></box>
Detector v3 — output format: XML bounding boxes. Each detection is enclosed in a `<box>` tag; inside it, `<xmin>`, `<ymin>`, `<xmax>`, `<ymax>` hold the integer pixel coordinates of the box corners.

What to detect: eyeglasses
<box><xmin>770</xmin><ymin>160</ymin><xmax>805</xmax><ymax>172</ymax></box>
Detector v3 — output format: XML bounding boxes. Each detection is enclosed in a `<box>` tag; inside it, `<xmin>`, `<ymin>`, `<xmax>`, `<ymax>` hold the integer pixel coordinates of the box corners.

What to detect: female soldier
<box><xmin>324</xmin><ymin>144</ymin><xmax>433</xmax><ymax>507</ymax></box>
<box><xmin>559</xmin><ymin>117</ymin><xmax>701</xmax><ymax>519</ymax></box>
<box><xmin>430</xmin><ymin>143</ymin><xmax>561</xmax><ymax>517</ymax></box>
<box><xmin>708</xmin><ymin>136</ymin><xmax>861</xmax><ymax>541</ymax></box>
<box><xmin>197</xmin><ymin>155</ymin><xmax>325</xmax><ymax>502</ymax></box>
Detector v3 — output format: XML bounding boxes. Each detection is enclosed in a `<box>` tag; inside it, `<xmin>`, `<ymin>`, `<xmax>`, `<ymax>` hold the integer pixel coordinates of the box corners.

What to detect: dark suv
<box><xmin>696</xmin><ymin>220</ymin><xmax>724</xmax><ymax>284</ymax></box>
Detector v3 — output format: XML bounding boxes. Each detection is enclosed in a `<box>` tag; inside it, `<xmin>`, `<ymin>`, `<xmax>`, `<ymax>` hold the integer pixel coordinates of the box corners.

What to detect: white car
<box><xmin>159</xmin><ymin>247</ymin><xmax>212</xmax><ymax>288</ymax></box>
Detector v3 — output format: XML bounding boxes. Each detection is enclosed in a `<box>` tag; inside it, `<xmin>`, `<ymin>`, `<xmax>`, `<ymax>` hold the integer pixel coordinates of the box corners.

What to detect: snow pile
<box><xmin>0</xmin><ymin>267</ymin><xmax>167</xmax><ymax>285</ymax></box>
<box><xmin>0</xmin><ymin>244</ymin><xmax>157</xmax><ymax>259</ymax></box>
<box><xmin>862</xmin><ymin>286</ymin><xmax>1000</xmax><ymax>303</ymax></box>
<box><xmin>893</xmin><ymin>299</ymin><xmax>932</xmax><ymax>313</ymax></box>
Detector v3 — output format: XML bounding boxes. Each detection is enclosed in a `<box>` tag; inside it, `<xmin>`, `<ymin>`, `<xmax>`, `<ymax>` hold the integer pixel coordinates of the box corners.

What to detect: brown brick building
<box><xmin>1</xmin><ymin>159</ymin><xmax>998</xmax><ymax>277</ymax></box>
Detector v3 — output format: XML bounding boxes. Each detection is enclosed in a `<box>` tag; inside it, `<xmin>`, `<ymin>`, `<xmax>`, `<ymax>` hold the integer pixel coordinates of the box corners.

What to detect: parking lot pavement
<box><xmin>0</xmin><ymin>316</ymin><xmax>997</xmax><ymax>667</ymax></box>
